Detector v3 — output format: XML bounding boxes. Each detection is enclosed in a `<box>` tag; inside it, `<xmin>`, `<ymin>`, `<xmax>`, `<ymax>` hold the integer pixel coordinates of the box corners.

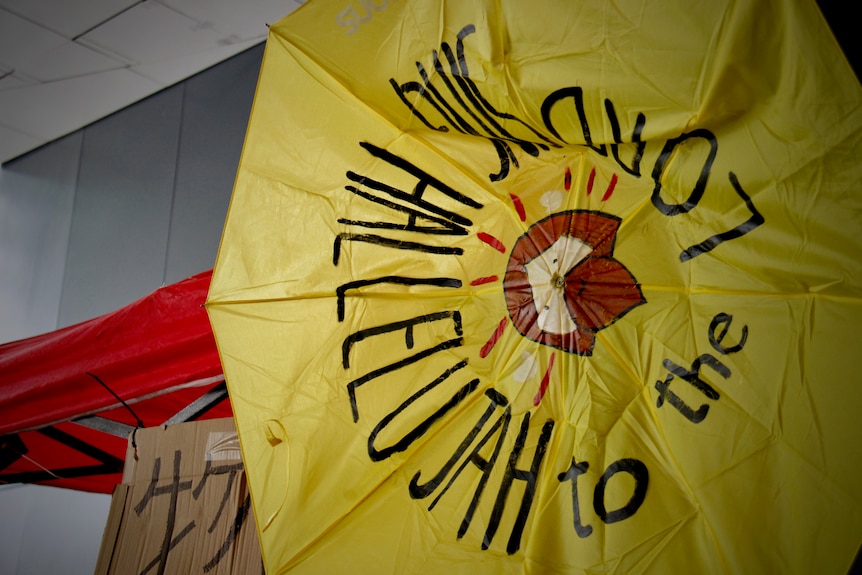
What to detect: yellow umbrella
<box><xmin>206</xmin><ymin>1</ymin><xmax>862</xmax><ymax>573</ymax></box>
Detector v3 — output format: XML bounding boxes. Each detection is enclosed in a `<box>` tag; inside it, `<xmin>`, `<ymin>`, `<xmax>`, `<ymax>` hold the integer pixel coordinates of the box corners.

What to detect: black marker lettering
<box><xmin>679</xmin><ymin>172</ymin><xmax>764</xmax><ymax>261</ymax></box>
<box><xmin>655</xmin><ymin>354</ymin><xmax>728</xmax><ymax>423</ymax></box>
<box><xmin>454</xmin><ymin>409</ymin><xmax>510</xmax><ymax>541</ymax></box>
<box><xmin>593</xmin><ymin>458</ymin><xmax>649</xmax><ymax>524</ymax></box>
<box><xmin>368</xmin><ymin>361</ymin><xmax>479</xmax><ymax>461</ymax></box>
<box><xmin>483</xmin><ymin>414</ymin><xmax>554</xmax><ymax>554</ymax></box>
<box><xmin>651</xmin><ymin>129</ymin><xmax>718</xmax><ymax>216</ymax></box>
<box><xmin>135</xmin><ymin>450</ymin><xmax>195</xmax><ymax>575</ymax></box>
<box><xmin>203</xmin><ymin>493</ymin><xmax>252</xmax><ymax>573</ymax></box>
<box><xmin>391</xmin><ymin>25</ymin><xmax>558</xmax><ymax>181</ymax></box>
<box><xmin>336</xmin><ymin>276</ymin><xmax>461</xmax><ymax>322</ymax></box>
<box><xmin>340</xmin><ymin>181</ymin><xmax>470</xmax><ymax>235</ymax></box>
<box><xmin>541</xmin><ymin>86</ymin><xmax>608</xmax><ymax>155</ymax></box>
<box><xmin>605</xmin><ymin>98</ymin><xmax>646</xmax><ymax>177</ymax></box>
<box><xmin>409</xmin><ymin>389</ymin><xmax>509</xmax><ymax>499</ymax></box>
<box><xmin>342</xmin><ymin>311</ymin><xmax>462</xmax><ymax>368</ymax></box>
<box><xmin>558</xmin><ymin>458</ymin><xmax>593</xmax><ymax>538</ymax></box>
<box><xmin>347</xmin><ymin>330</ymin><xmax>464</xmax><ymax>422</ymax></box>
<box><xmin>333</xmin><ymin>233</ymin><xmax>463</xmax><ymax>265</ymax></box>
<box><xmin>708</xmin><ymin>312</ymin><xmax>749</xmax><ymax>355</ymax></box>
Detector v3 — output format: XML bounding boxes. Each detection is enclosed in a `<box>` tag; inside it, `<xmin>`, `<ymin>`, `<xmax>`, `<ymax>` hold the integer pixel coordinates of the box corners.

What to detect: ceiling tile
<box><xmin>77</xmin><ymin>1</ymin><xmax>227</xmax><ymax>66</ymax></box>
<box><xmin>0</xmin><ymin>67</ymin><xmax>160</xmax><ymax>140</ymax></box>
<box><xmin>16</xmin><ymin>41</ymin><xmax>124</xmax><ymax>82</ymax></box>
<box><xmin>0</xmin><ymin>72</ymin><xmax>35</xmax><ymax>91</ymax></box>
<box><xmin>0</xmin><ymin>7</ymin><xmax>67</xmax><ymax>69</ymax></box>
<box><xmin>131</xmin><ymin>38</ymin><xmax>261</xmax><ymax>86</ymax></box>
<box><xmin>163</xmin><ymin>0</ymin><xmax>303</xmax><ymax>42</ymax></box>
<box><xmin>0</xmin><ymin>0</ymin><xmax>309</xmax><ymax>164</ymax></box>
<box><xmin>0</xmin><ymin>0</ymin><xmax>139</xmax><ymax>39</ymax></box>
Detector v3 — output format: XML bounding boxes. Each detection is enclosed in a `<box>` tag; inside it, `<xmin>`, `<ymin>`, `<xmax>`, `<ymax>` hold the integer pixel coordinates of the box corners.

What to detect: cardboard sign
<box><xmin>95</xmin><ymin>418</ymin><xmax>262</xmax><ymax>575</ymax></box>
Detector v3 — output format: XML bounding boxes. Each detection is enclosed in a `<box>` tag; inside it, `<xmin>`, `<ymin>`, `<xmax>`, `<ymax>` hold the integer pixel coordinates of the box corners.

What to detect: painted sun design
<box><xmin>503</xmin><ymin>210</ymin><xmax>645</xmax><ymax>354</ymax></box>
<box><xmin>474</xmin><ymin>167</ymin><xmax>646</xmax><ymax>404</ymax></box>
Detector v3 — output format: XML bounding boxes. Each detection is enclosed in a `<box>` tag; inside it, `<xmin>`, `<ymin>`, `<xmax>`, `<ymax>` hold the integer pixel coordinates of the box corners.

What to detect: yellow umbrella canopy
<box><xmin>206</xmin><ymin>1</ymin><xmax>862</xmax><ymax>573</ymax></box>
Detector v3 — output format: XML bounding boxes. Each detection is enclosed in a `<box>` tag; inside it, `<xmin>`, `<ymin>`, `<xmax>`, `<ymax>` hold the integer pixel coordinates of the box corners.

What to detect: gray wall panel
<box><xmin>165</xmin><ymin>44</ymin><xmax>264</xmax><ymax>284</ymax></box>
<box><xmin>59</xmin><ymin>85</ymin><xmax>183</xmax><ymax>327</ymax></box>
<box><xmin>7</xmin><ymin>485</ymin><xmax>111</xmax><ymax>575</ymax></box>
<box><xmin>1</xmin><ymin>46</ymin><xmax>264</xmax><ymax>575</ymax></box>
<box><xmin>0</xmin><ymin>132</ymin><xmax>81</xmax><ymax>342</ymax></box>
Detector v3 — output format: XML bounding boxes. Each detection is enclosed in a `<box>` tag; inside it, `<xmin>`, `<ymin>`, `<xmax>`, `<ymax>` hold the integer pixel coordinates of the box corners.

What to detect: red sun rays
<box><xmin>473</xmin><ymin>225</ymin><xmax>554</xmax><ymax>406</ymax></box>
<box><xmin>470</xmin><ymin>276</ymin><xmax>498</xmax><ymax>286</ymax></box>
<box><xmin>586</xmin><ymin>167</ymin><xmax>618</xmax><ymax>201</ymax></box>
<box><xmin>480</xmin><ymin>317</ymin><xmax>508</xmax><ymax>358</ymax></box>
<box><xmin>473</xmin><ymin>230</ymin><xmax>508</xmax><ymax>359</ymax></box>
<box><xmin>533</xmin><ymin>353</ymin><xmax>556</xmax><ymax>406</ymax></box>
<box><xmin>477</xmin><ymin>232</ymin><xmax>506</xmax><ymax>253</ymax></box>
<box><xmin>509</xmin><ymin>193</ymin><xmax>526</xmax><ymax>222</ymax></box>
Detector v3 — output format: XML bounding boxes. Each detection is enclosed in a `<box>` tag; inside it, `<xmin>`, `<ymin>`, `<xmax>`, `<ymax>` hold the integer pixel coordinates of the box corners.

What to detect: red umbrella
<box><xmin>0</xmin><ymin>270</ymin><xmax>229</xmax><ymax>493</ymax></box>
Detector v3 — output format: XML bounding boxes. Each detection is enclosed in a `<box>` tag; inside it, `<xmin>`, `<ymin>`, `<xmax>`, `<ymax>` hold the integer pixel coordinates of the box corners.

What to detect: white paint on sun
<box><xmin>525</xmin><ymin>235</ymin><xmax>592</xmax><ymax>334</ymax></box>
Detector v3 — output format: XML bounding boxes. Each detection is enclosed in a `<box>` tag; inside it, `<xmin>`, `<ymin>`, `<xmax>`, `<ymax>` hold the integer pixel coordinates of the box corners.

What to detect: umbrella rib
<box><xmin>597</xmin><ymin>318</ymin><xmax>747</xmax><ymax>574</ymax></box>
<box><xmin>639</xmin><ymin>285</ymin><xmax>862</xmax><ymax>302</ymax></box>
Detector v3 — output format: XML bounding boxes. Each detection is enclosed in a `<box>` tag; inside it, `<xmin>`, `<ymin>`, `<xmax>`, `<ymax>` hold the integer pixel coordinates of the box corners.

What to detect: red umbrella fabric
<box><xmin>0</xmin><ymin>270</ymin><xmax>229</xmax><ymax>493</ymax></box>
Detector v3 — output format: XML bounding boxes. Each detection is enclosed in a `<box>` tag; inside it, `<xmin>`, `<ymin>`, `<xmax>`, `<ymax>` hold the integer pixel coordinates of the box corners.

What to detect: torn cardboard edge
<box><xmin>95</xmin><ymin>418</ymin><xmax>263</xmax><ymax>575</ymax></box>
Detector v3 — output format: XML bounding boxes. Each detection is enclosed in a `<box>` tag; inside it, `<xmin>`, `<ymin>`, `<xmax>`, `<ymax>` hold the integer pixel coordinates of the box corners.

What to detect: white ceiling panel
<box><xmin>0</xmin><ymin>67</ymin><xmax>160</xmax><ymax>139</ymax></box>
<box><xmin>0</xmin><ymin>0</ymin><xmax>140</xmax><ymax>39</ymax></box>
<box><xmin>12</xmin><ymin>40</ymin><xmax>123</xmax><ymax>82</ymax></box>
<box><xmin>0</xmin><ymin>8</ymin><xmax>68</xmax><ymax>69</ymax></box>
<box><xmin>0</xmin><ymin>0</ymin><xmax>306</xmax><ymax>164</ymax></box>
<box><xmin>0</xmin><ymin>72</ymin><xmax>33</xmax><ymax>91</ymax></box>
<box><xmin>131</xmin><ymin>37</ymin><xmax>262</xmax><ymax>86</ymax></box>
<box><xmin>78</xmin><ymin>2</ymin><xmax>244</xmax><ymax>66</ymax></box>
<box><xmin>165</xmin><ymin>0</ymin><xmax>303</xmax><ymax>41</ymax></box>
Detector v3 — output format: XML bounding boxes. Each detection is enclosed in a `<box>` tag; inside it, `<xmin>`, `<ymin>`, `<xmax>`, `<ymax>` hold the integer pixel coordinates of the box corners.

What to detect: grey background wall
<box><xmin>0</xmin><ymin>43</ymin><xmax>264</xmax><ymax>575</ymax></box>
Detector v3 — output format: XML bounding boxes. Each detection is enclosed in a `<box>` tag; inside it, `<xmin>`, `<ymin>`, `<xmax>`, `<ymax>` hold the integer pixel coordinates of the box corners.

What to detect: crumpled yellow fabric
<box><xmin>206</xmin><ymin>1</ymin><xmax>862</xmax><ymax>573</ymax></box>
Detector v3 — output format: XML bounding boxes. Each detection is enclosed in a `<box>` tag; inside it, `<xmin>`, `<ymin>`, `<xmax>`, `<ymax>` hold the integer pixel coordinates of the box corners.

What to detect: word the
<box><xmin>654</xmin><ymin>313</ymin><xmax>749</xmax><ymax>423</ymax></box>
